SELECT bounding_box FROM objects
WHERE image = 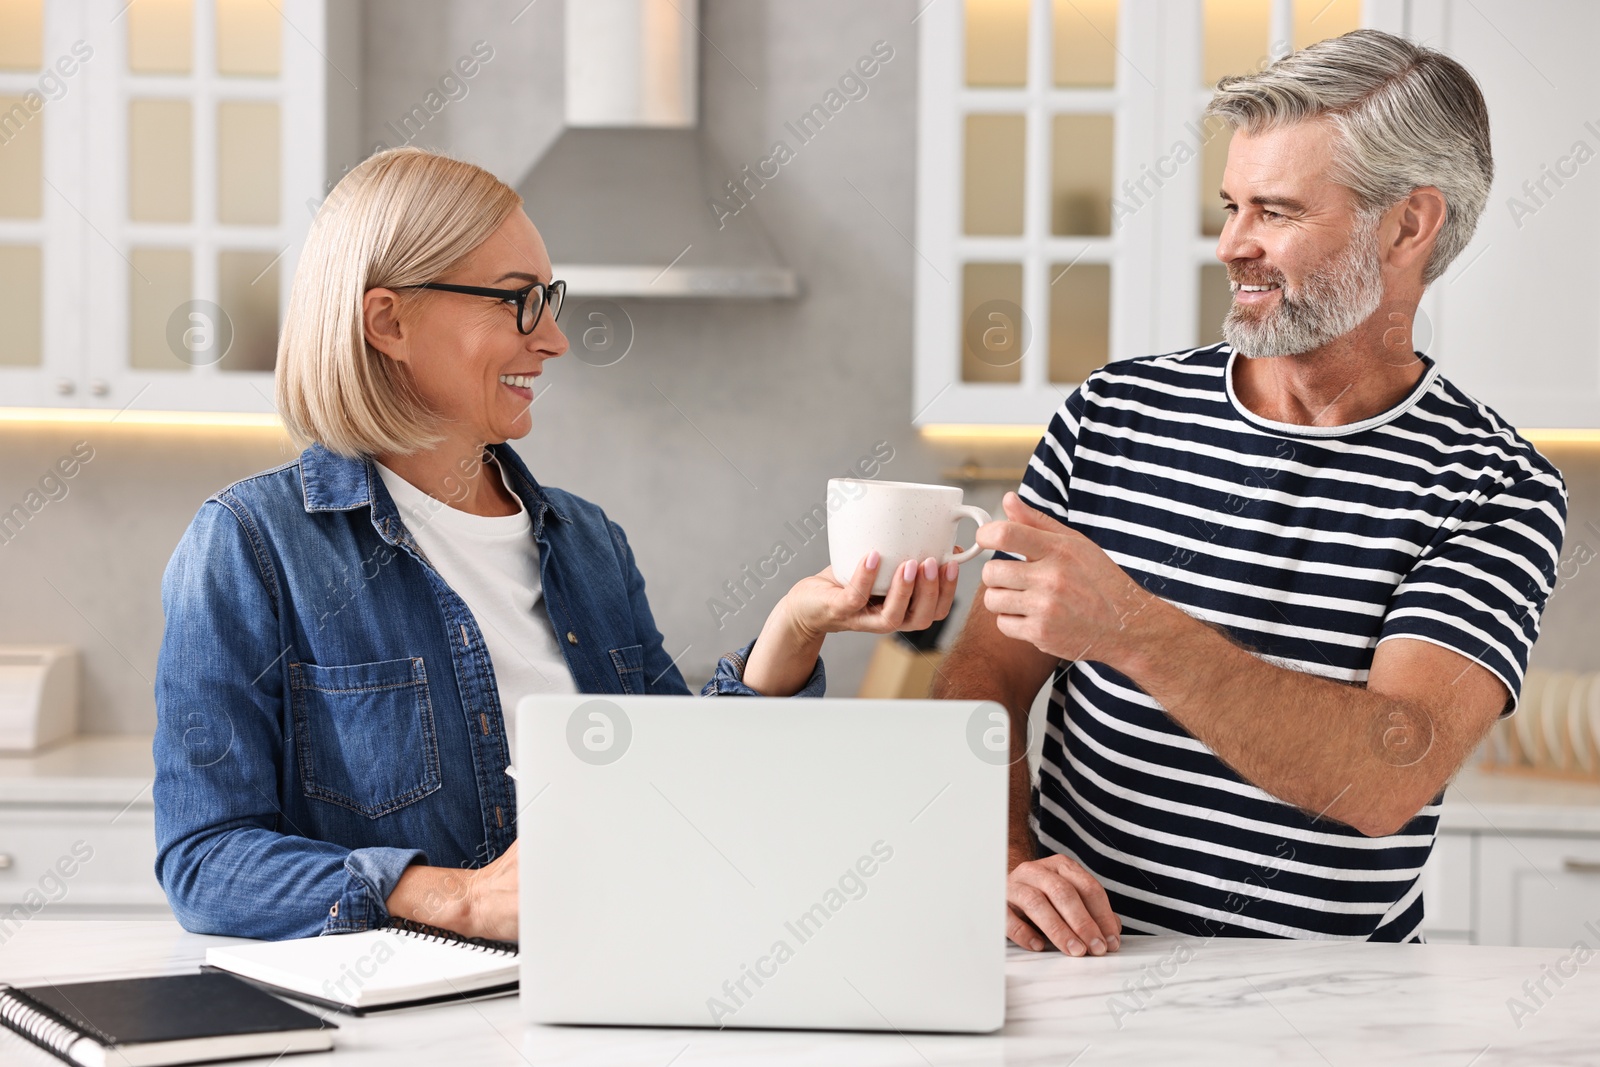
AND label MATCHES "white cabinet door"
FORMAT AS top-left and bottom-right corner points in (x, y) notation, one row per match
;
(1413, 0), (1600, 429)
(0, 2), (89, 408)
(0, 804), (170, 919)
(1, 0), (350, 416)
(1421, 830), (1476, 941)
(1478, 833), (1600, 947)
(77, 0), (329, 416)
(913, 0), (1399, 428)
